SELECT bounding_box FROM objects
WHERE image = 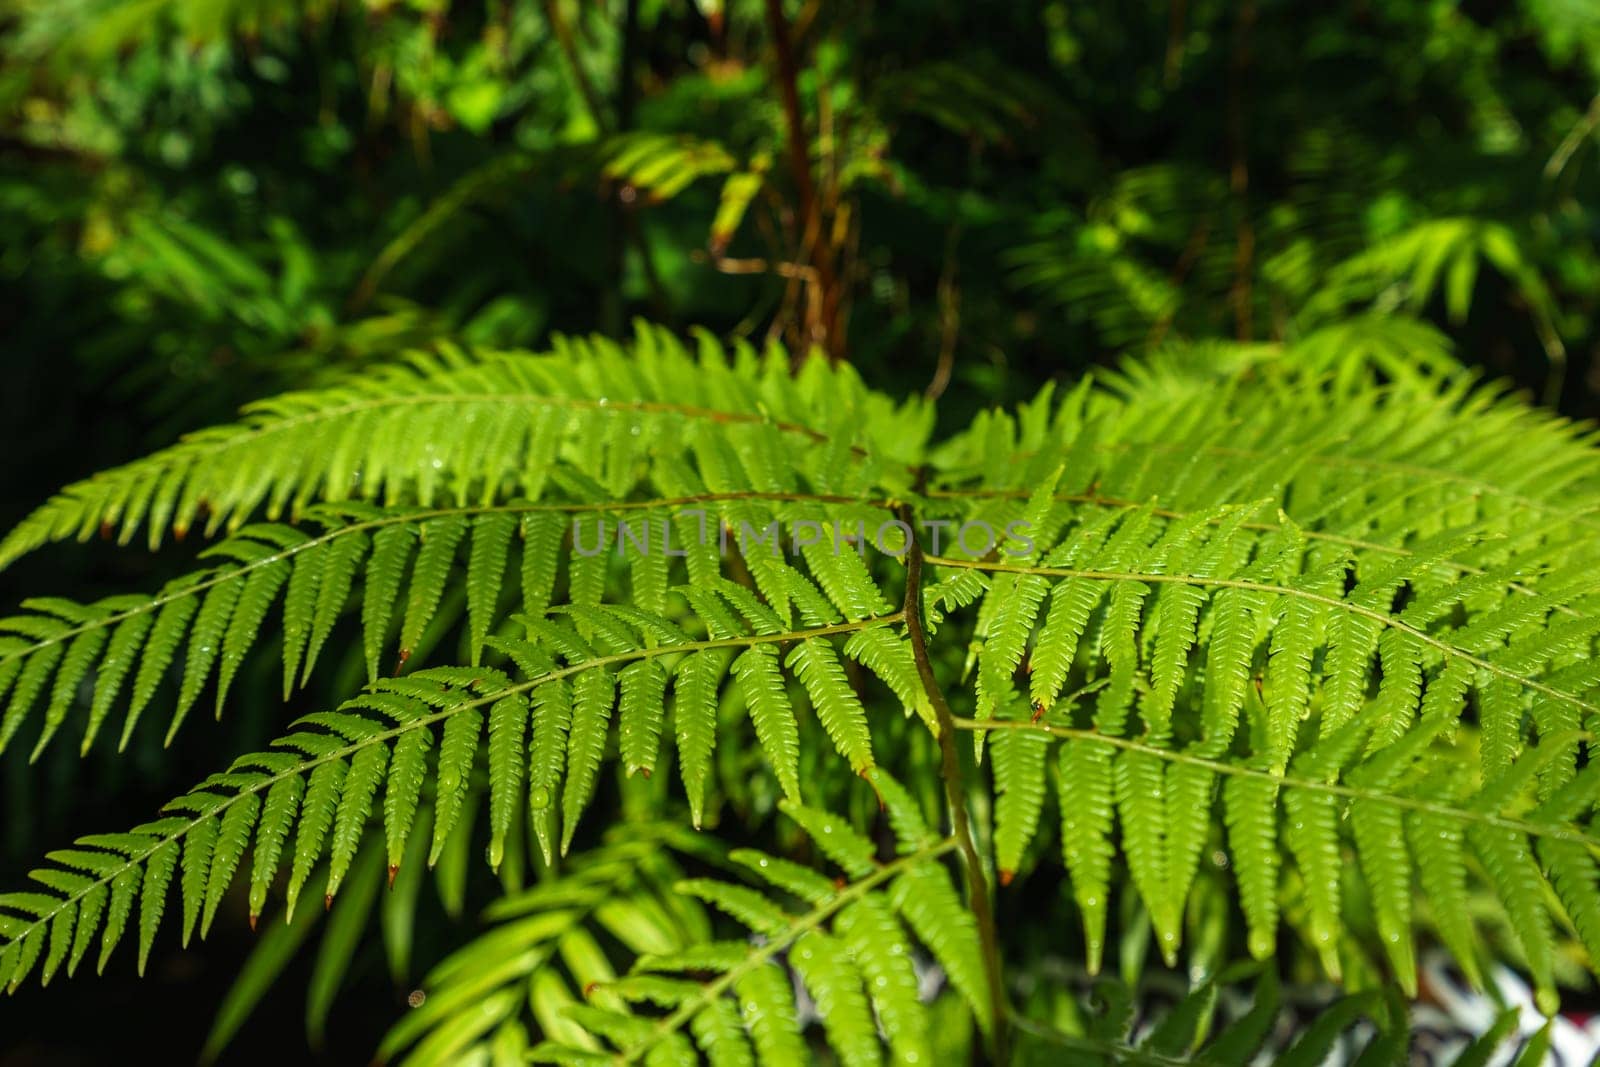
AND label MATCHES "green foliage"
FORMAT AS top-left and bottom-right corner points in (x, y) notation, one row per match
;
(7, 0), (1600, 1060)
(0, 327), (1598, 1061)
